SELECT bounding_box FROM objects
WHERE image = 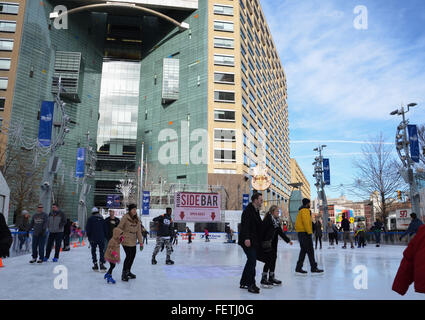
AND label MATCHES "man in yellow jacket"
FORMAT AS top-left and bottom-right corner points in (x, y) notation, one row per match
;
(295, 198), (324, 275)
